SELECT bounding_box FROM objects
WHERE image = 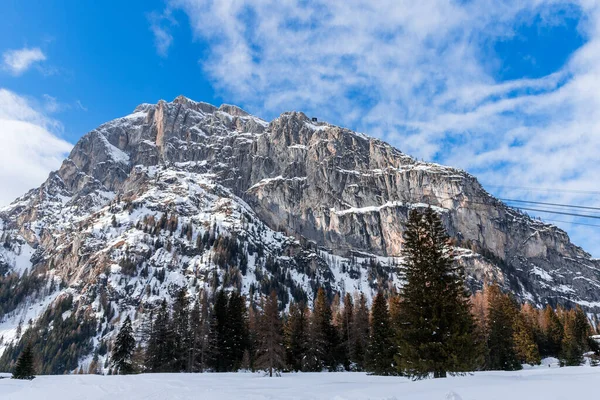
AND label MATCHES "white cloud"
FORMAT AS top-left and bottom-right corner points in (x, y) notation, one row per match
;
(149, 11), (175, 57)
(164, 0), (600, 256)
(0, 89), (72, 206)
(2, 47), (46, 75)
